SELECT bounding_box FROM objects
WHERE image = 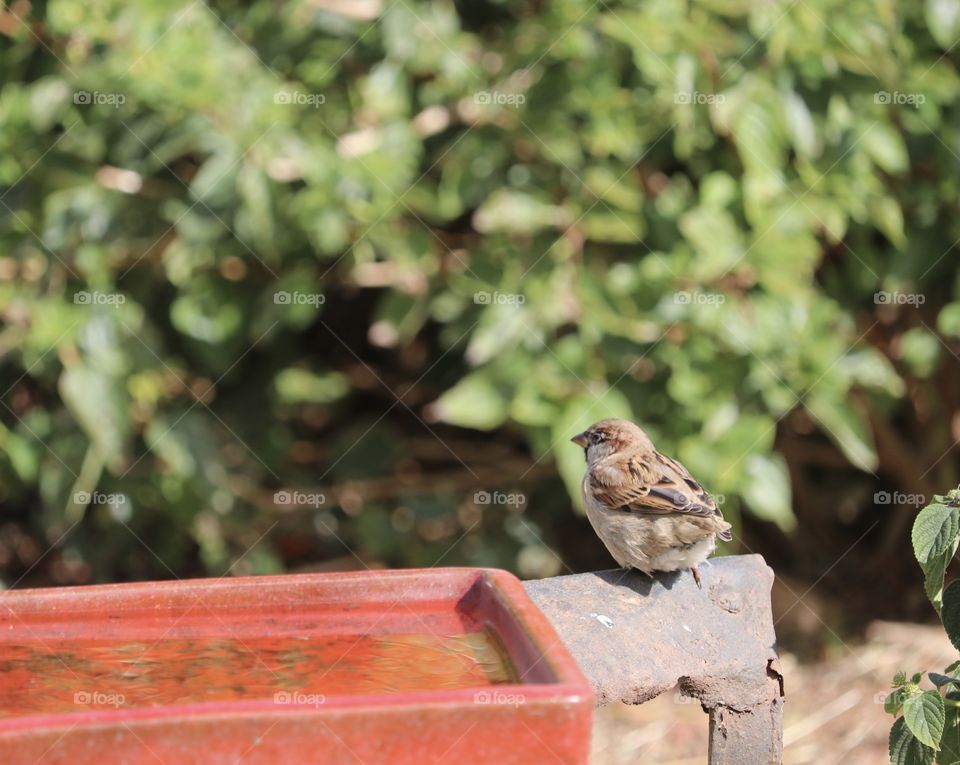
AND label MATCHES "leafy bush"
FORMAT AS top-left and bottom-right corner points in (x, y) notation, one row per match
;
(886, 489), (960, 763)
(1, 0), (959, 583)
